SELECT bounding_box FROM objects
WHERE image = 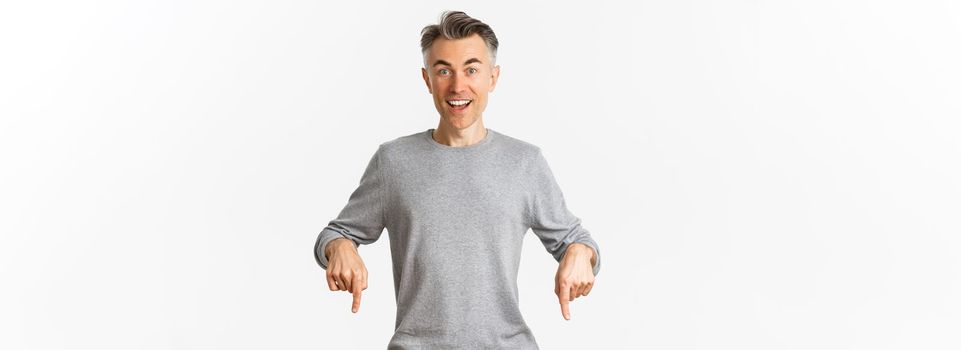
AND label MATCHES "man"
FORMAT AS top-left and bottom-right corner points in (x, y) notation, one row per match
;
(313, 11), (602, 349)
